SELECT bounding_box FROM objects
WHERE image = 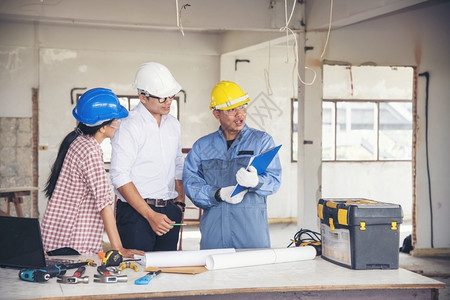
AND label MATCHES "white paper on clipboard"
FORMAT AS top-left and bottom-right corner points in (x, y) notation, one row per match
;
(230, 144), (281, 197)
